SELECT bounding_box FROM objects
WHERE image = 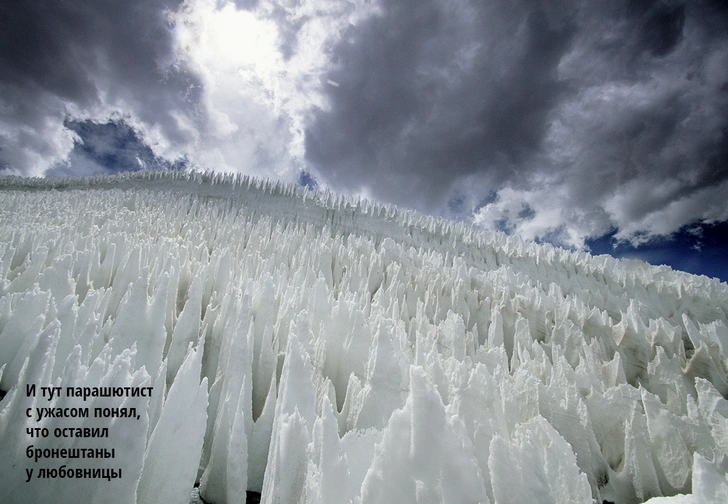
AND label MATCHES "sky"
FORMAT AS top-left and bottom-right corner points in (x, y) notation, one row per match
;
(1, 0), (727, 281)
